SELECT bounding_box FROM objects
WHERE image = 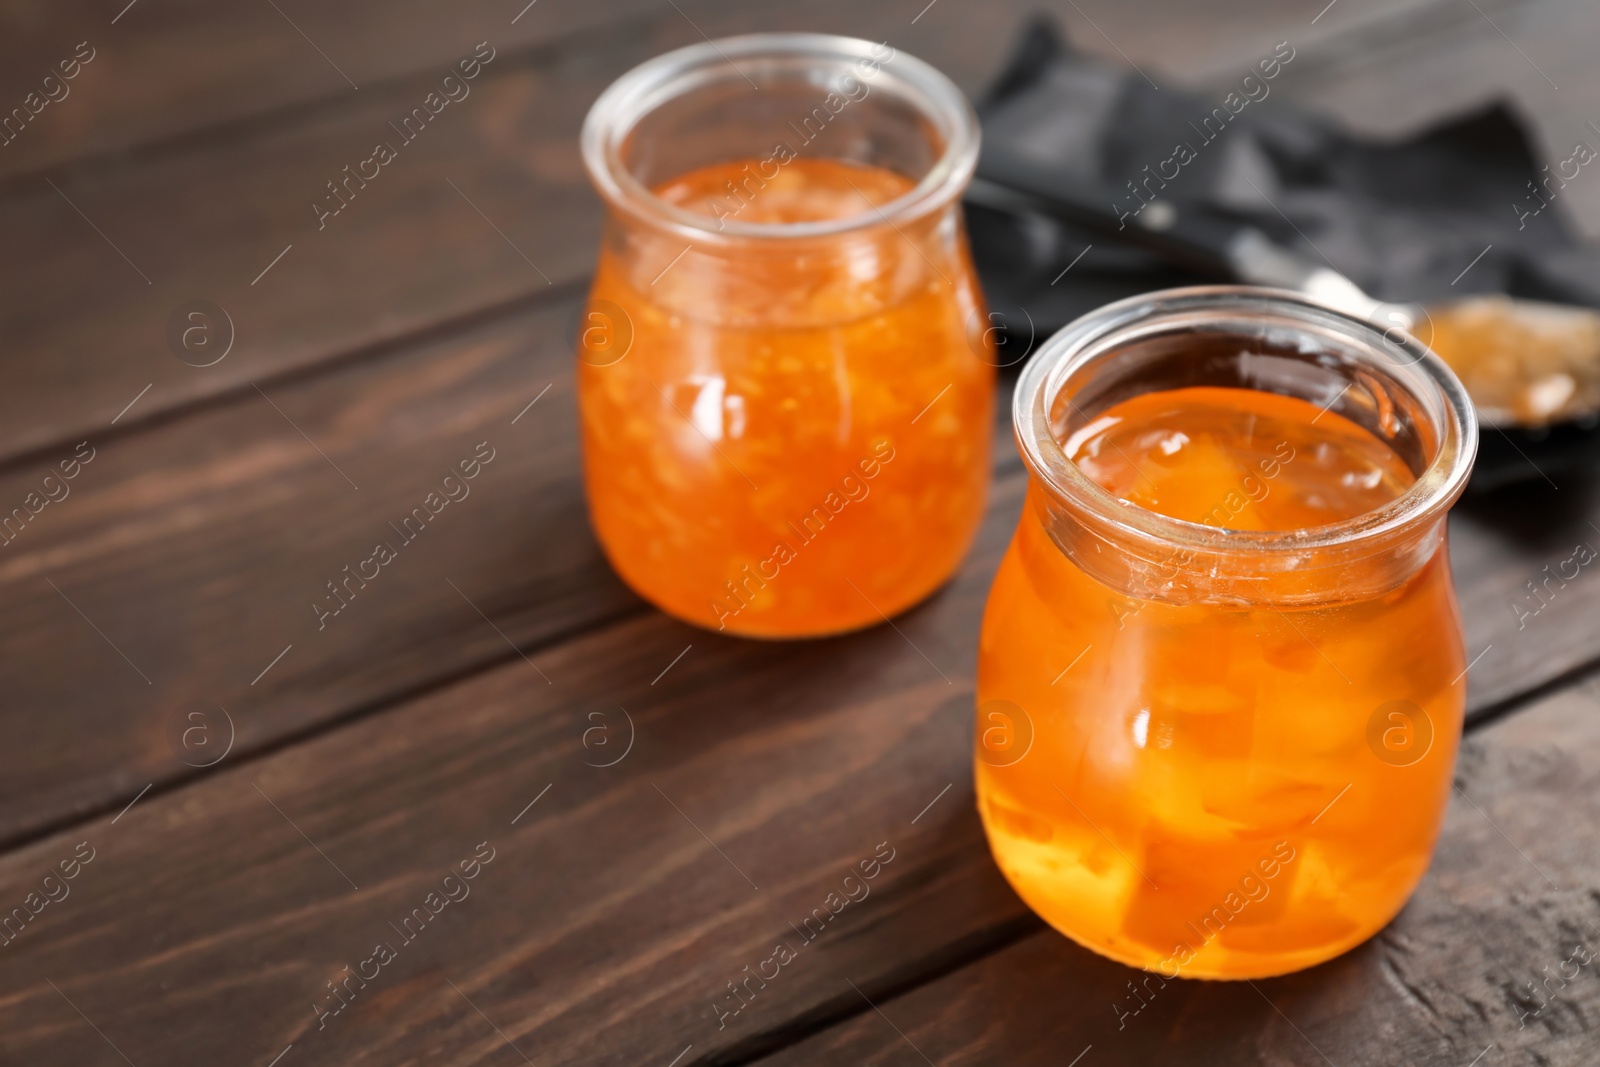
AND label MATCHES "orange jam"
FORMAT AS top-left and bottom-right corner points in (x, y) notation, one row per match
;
(579, 157), (994, 636)
(976, 386), (1466, 978)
